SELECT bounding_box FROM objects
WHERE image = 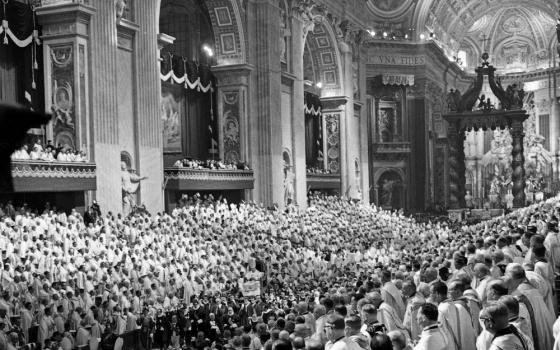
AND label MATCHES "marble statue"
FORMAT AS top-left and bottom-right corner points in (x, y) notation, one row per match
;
(115, 0), (126, 21)
(121, 161), (147, 214)
(465, 190), (473, 209)
(283, 165), (295, 206)
(381, 179), (395, 207)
